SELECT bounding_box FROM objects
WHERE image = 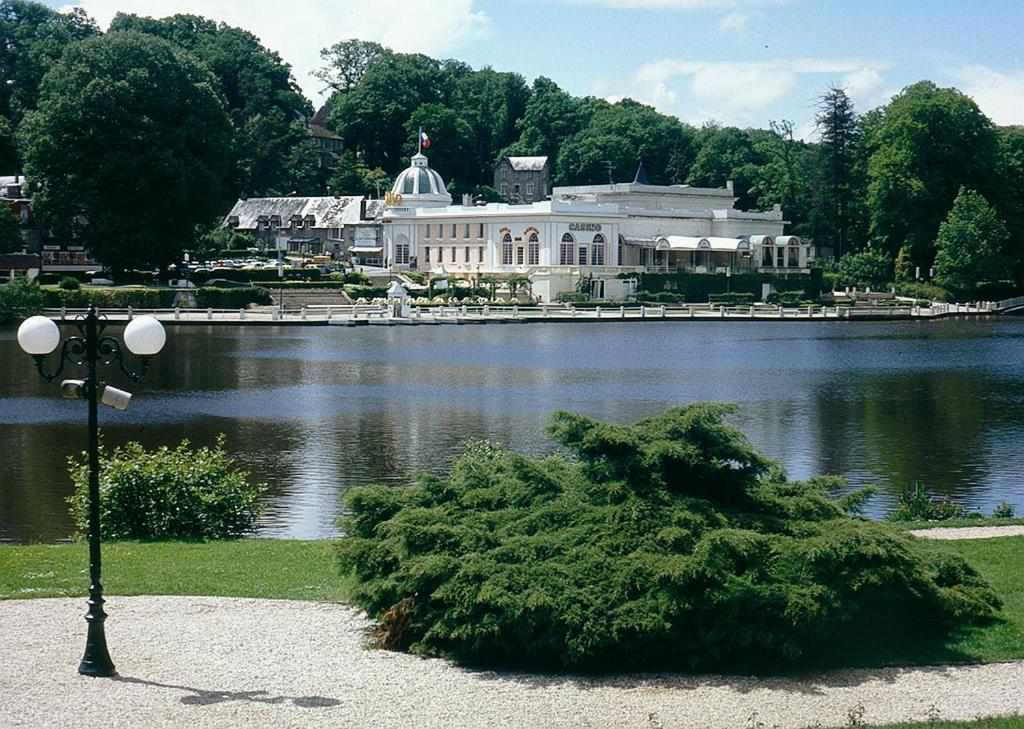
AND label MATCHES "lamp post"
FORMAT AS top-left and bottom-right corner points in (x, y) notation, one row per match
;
(17, 307), (166, 677)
